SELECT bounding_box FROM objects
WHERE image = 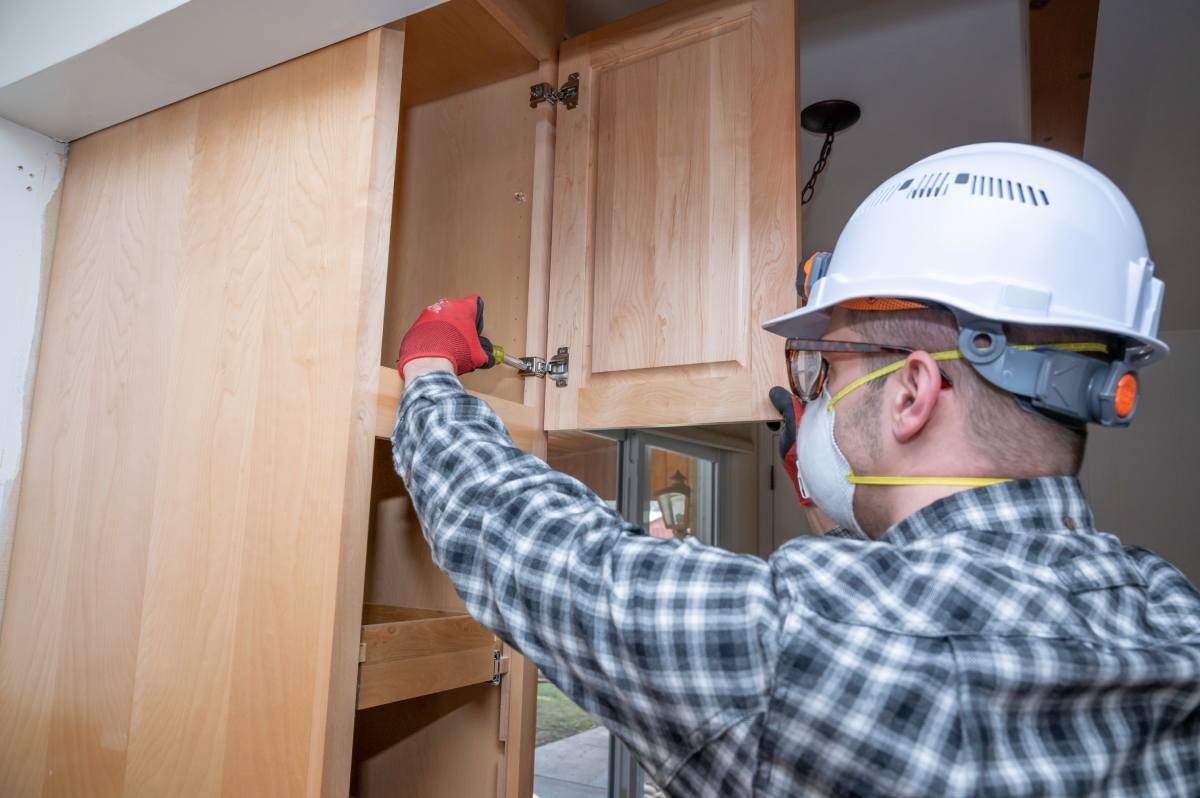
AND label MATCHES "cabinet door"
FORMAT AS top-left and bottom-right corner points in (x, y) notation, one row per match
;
(544, 0), (797, 430)
(0, 29), (403, 798)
